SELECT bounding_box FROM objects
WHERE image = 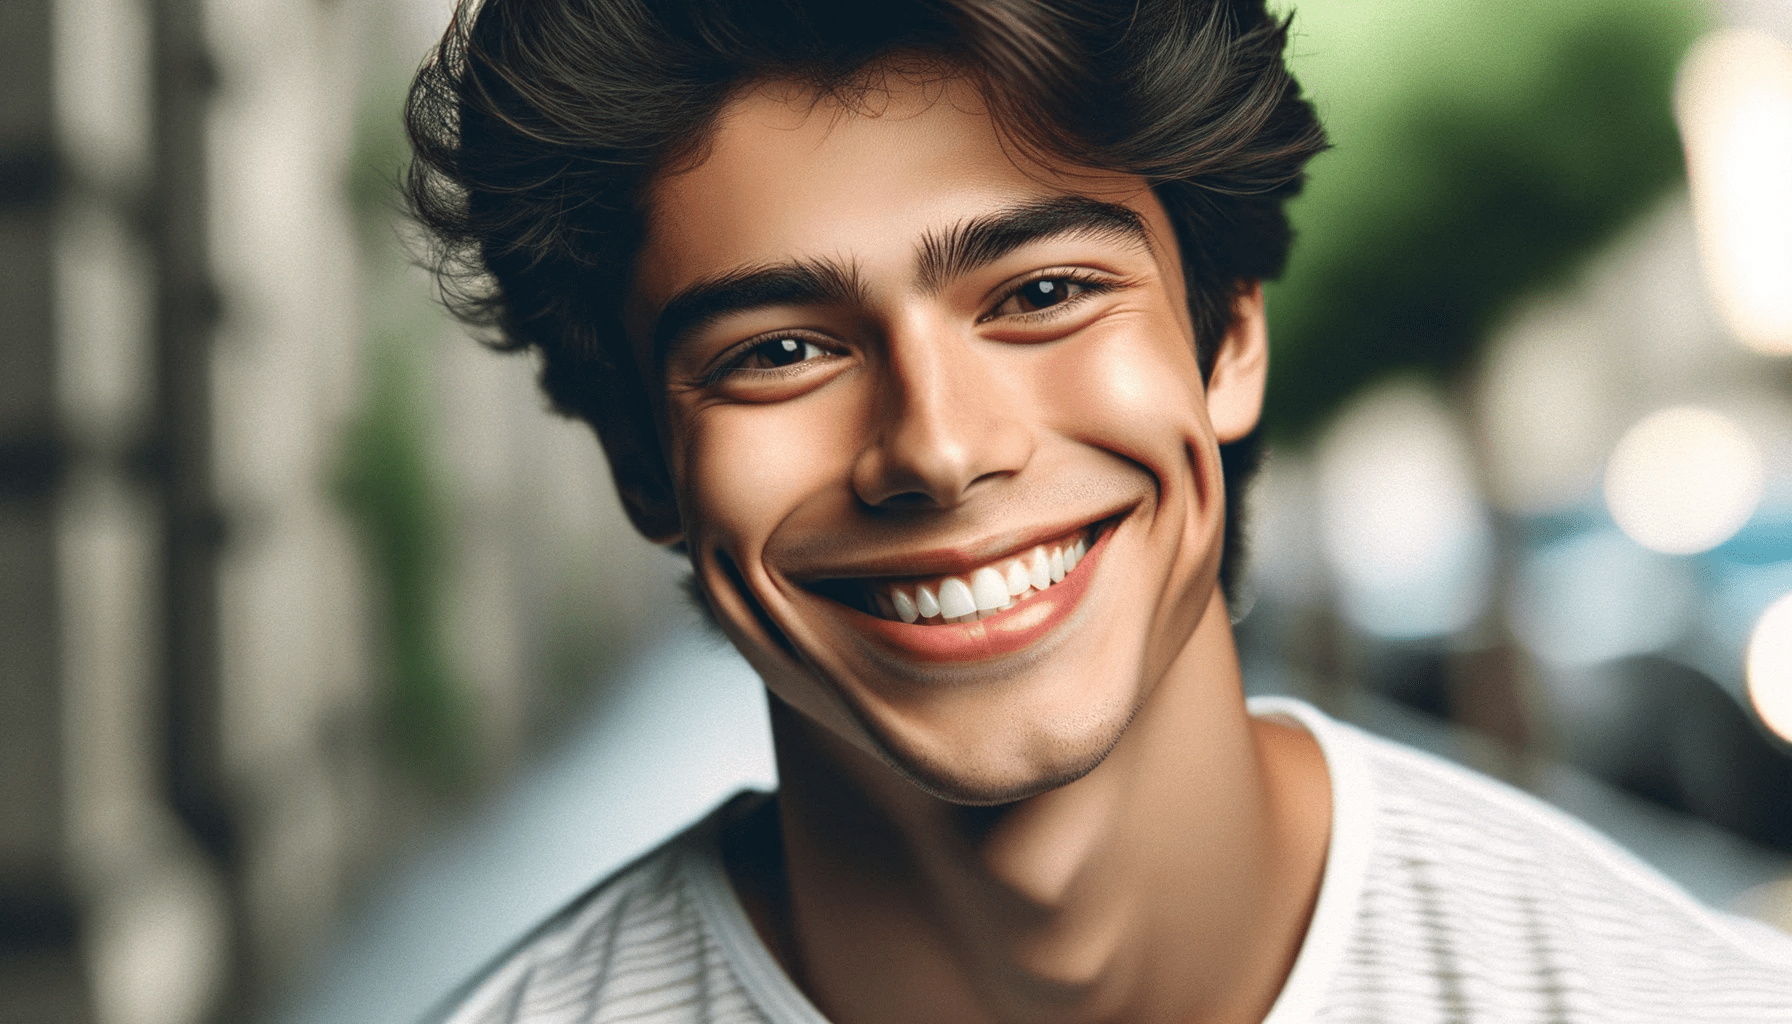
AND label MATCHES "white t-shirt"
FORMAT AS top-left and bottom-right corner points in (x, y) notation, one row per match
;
(431, 698), (1792, 1023)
